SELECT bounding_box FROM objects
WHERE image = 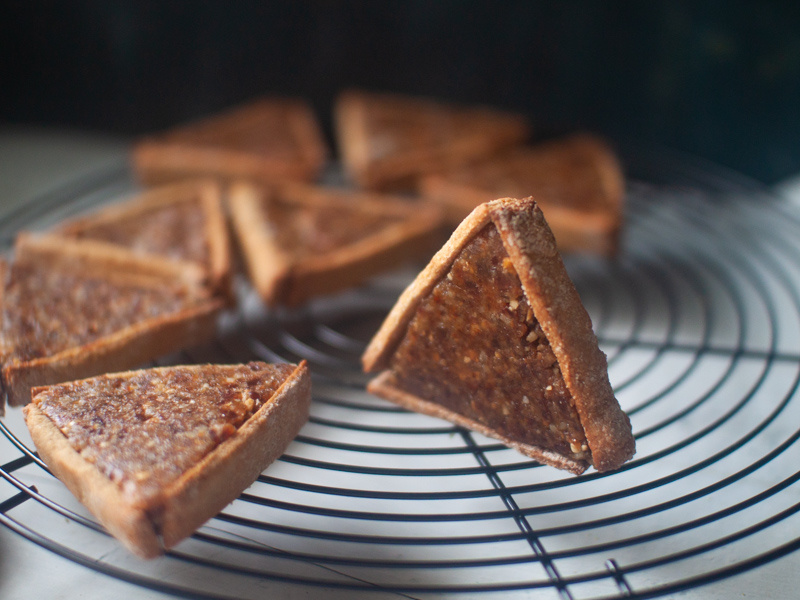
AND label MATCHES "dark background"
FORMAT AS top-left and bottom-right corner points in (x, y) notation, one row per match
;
(2, 1), (799, 184)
